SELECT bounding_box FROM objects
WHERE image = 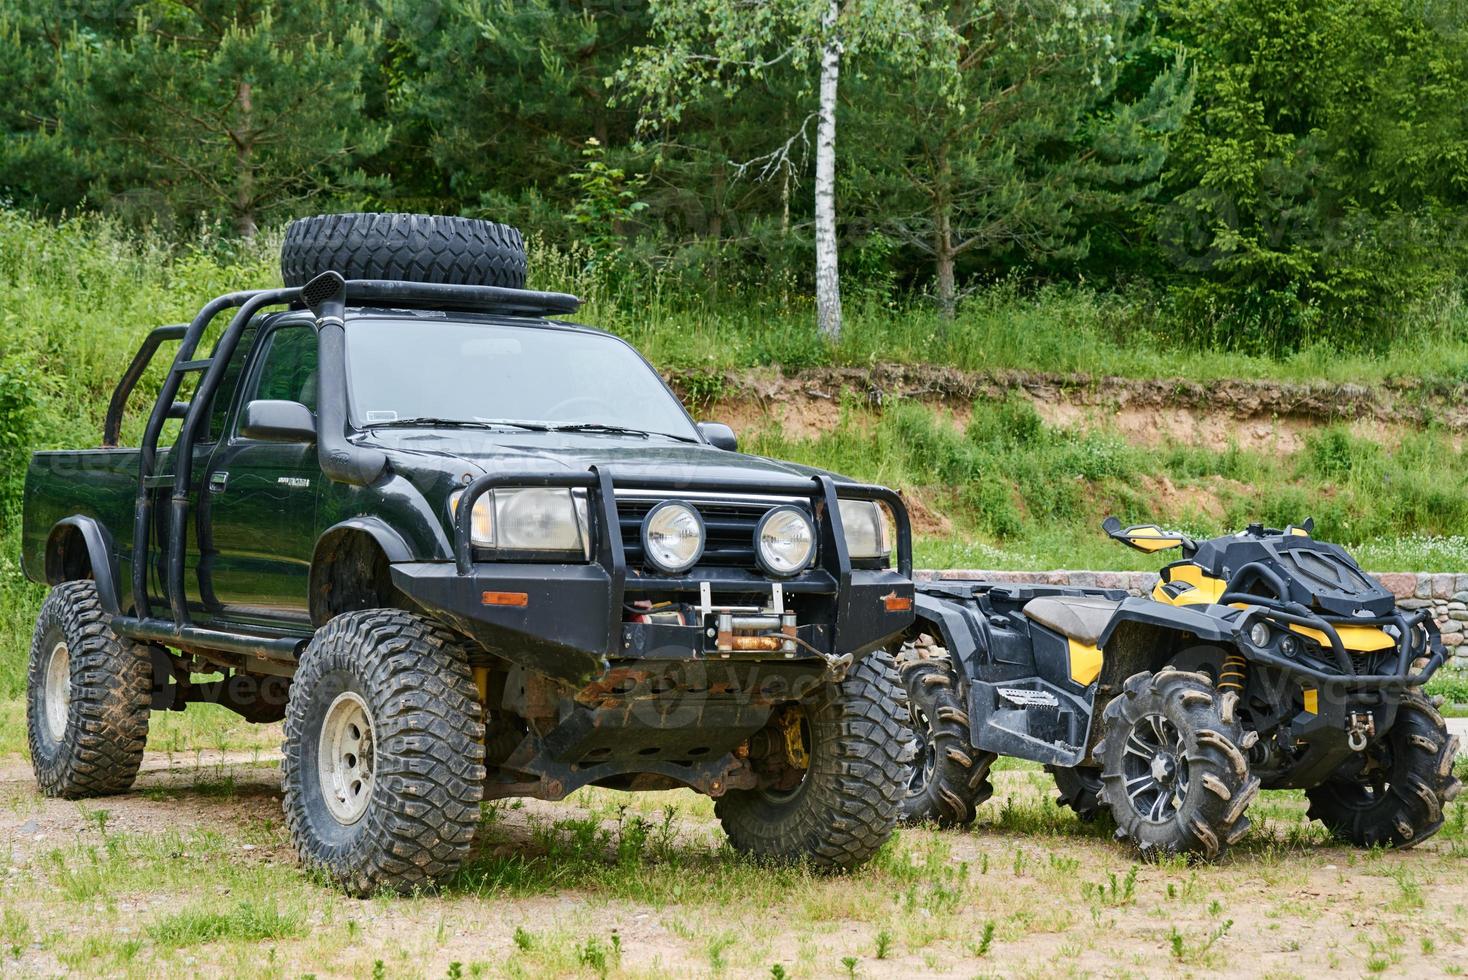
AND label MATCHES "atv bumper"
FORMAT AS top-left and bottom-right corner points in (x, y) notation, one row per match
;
(1234, 602), (1446, 694)
(390, 469), (915, 684)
